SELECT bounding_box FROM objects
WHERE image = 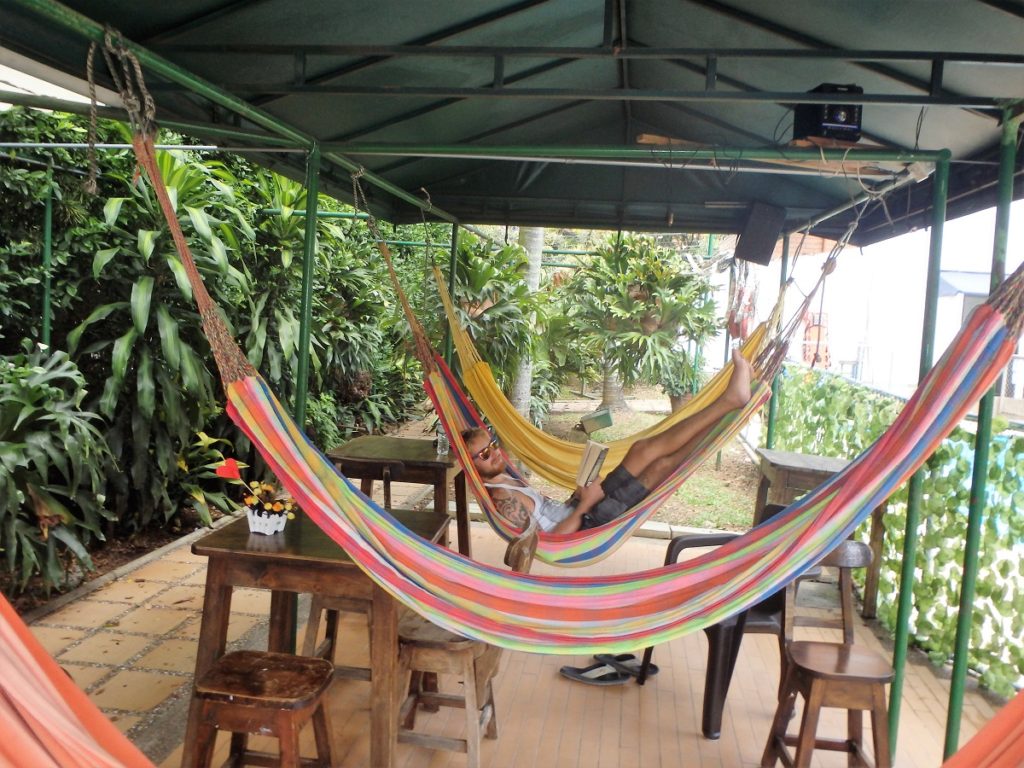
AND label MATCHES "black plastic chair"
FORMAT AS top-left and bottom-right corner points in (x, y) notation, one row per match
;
(636, 504), (790, 740)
